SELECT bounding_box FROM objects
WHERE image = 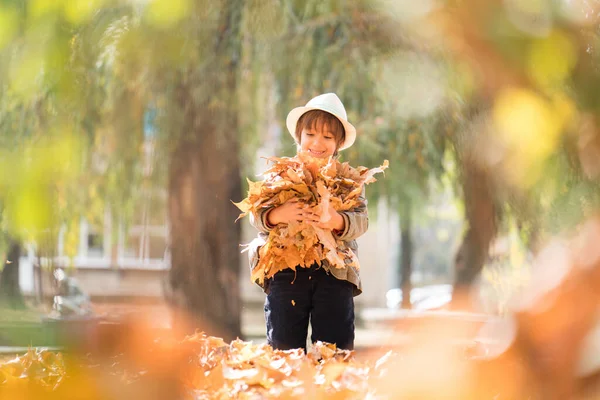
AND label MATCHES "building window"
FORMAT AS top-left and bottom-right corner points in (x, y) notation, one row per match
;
(87, 229), (104, 258)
